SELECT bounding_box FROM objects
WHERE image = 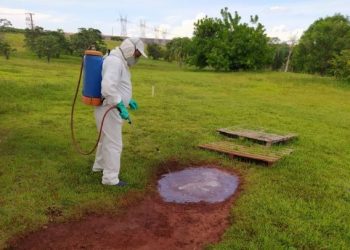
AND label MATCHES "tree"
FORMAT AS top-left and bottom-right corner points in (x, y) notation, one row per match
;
(70, 28), (106, 55)
(0, 40), (16, 59)
(0, 18), (13, 36)
(147, 43), (163, 60)
(189, 16), (224, 69)
(165, 37), (192, 66)
(24, 26), (44, 51)
(189, 8), (272, 71)
(292, 14), (350, 75)
(0, 18), (12, 30)
(47, 29), (71, 56)
(34, 35), (60, 62)
(24, 27), (70, 58)
(330, 49), (350, 81)
(0, 21), (16, 60)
